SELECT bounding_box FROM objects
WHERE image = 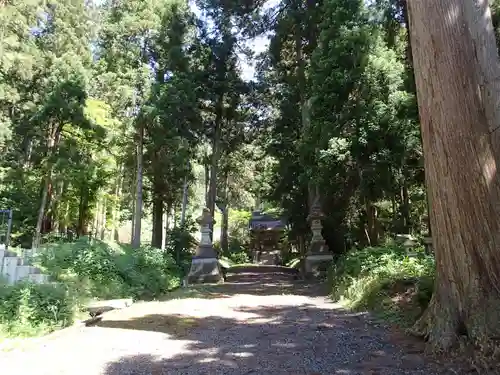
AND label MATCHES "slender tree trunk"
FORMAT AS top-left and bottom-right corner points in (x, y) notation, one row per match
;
(391, 192), (397, 229)
(208, 95), (223, 222)
(52, 180), (64, 234)
(23, 137), (33, 170)
(164, 202), (172, 243)
(220, 173), (229, 254)
(93, 199), (100, 239)
(204, 155), (210, 206)
(408, 0), (500, 350)
(100, 196), (107, 240)
(400, 178), (410, 233)
(33, 126), (60, 248)
(365, 200), (378, 246)
(151, 192), (163, 248)
(132, 123), (144, 248)
(33, 176), (50, 249)
(130, 182), (136, 244)
(60, 183), (69, 235)
(45, 180), (57, 233)
(363, 225), (372, 247)
(111, 164), (123, 241)
(294, 5), (318, 222)
(77, 185), (89, 236)
(221, 205), (229, 253)
(161, 209), (167, 250)
(180, 173), (188, 227)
